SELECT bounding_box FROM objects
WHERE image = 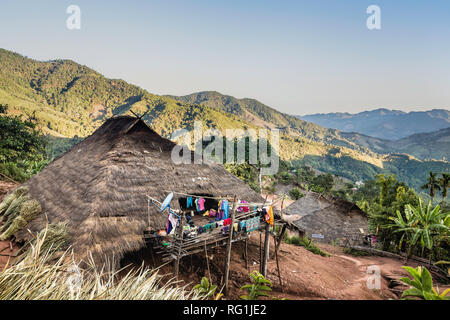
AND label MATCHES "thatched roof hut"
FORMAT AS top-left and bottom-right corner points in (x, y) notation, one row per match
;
(282, 191), (368, 244)
(11, 116), (263, 265)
